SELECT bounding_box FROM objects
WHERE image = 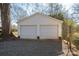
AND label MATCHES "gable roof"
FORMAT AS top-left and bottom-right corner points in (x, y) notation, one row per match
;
(17, 12), (63, 23)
